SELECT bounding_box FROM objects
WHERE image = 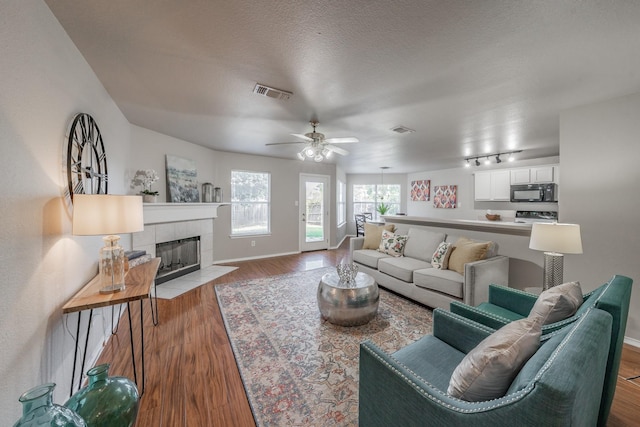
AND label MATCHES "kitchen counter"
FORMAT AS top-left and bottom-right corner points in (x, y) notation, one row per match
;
(381, 215), (532, 236)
